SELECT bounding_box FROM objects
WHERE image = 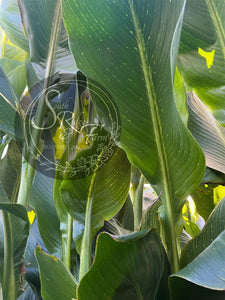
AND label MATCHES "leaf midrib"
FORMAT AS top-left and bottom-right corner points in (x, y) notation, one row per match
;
(206, 0), (225, 58)
(129, 1), (173, 215)
(129, 0), (179, 272)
